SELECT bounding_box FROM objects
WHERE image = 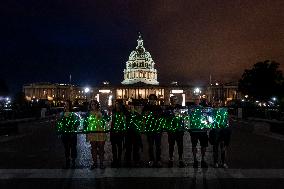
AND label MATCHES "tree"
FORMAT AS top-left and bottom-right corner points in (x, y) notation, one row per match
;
(13, 92), (27, 106)
(239, 60), (283, 101)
